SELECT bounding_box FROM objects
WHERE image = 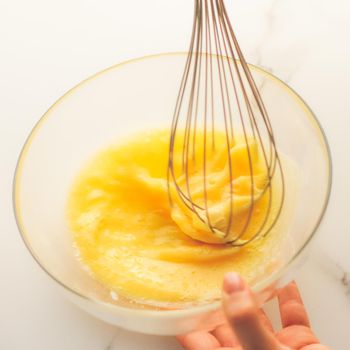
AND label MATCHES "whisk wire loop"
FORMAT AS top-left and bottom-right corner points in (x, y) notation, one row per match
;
(168, 0), (285, 245)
